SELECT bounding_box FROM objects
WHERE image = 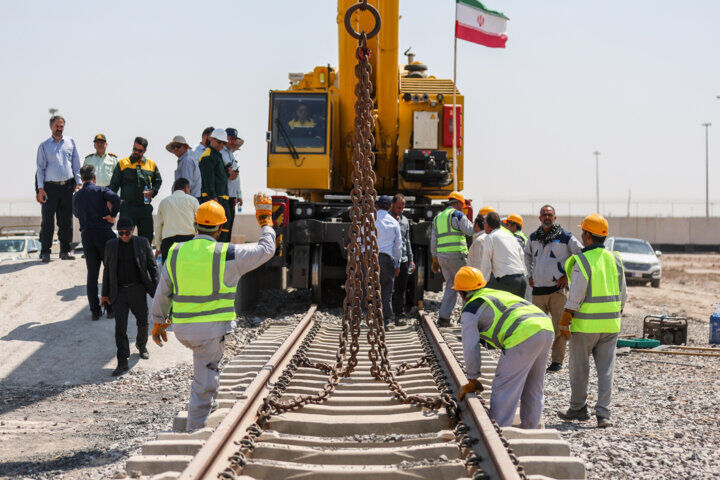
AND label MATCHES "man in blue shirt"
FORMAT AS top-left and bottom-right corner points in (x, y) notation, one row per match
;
(73, 165), (121, 320)
(375, 195), (402, 326)
(36, 115), (81, 262)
